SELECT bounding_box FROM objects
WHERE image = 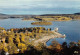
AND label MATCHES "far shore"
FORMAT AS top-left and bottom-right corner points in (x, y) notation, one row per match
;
(22, 19), (72, 21)
(22, 16), (72, 22)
